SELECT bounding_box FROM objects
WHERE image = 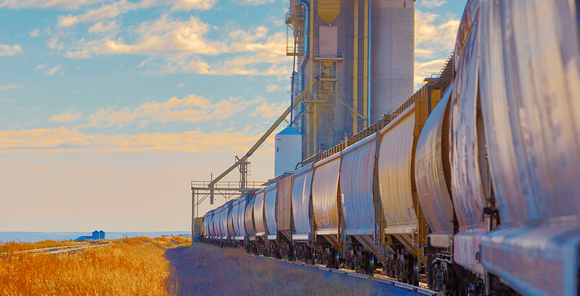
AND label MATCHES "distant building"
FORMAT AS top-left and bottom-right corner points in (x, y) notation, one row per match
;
(75, 236), (93, 241)
(75, 230), (105, 241)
